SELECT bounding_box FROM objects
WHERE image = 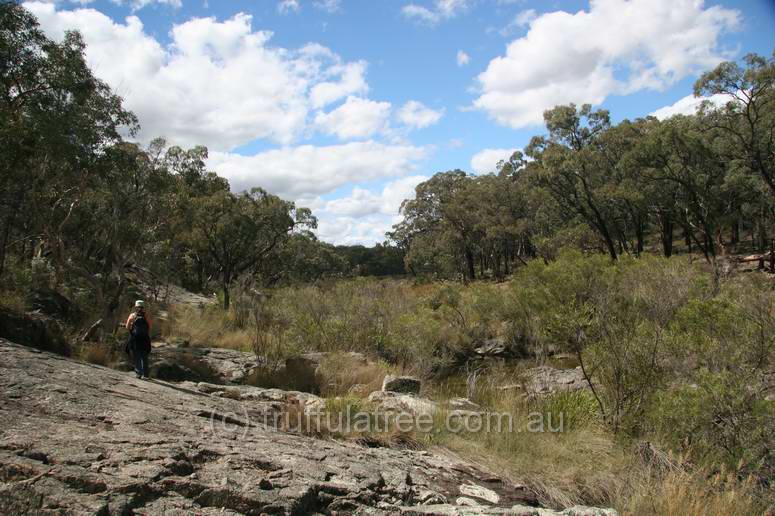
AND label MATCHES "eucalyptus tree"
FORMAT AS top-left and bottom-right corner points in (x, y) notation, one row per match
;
(527, 104), (621, 260)
(191, 188), (315, 309)
(0, 2), (136, 278)
(695, 52), (775, 196)
(393, 170), (482, 280)
(628, 115), (730, 260)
